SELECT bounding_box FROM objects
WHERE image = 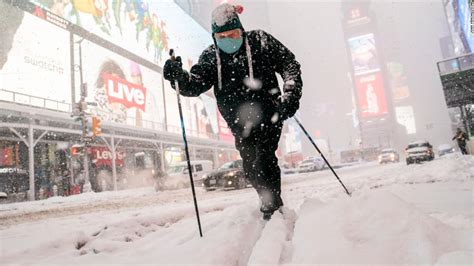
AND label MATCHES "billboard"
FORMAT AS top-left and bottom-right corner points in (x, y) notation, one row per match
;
(196, 94), (219, 139)
(395, 106), (416, 134)
(80, 38), (165, 129)
(30, 0), (212, 66)
(0, 5), (71, 109)
(218, 112), (234, 142)
(387, 62), (410, 102)
(354, 72), (388, 118)
(348, 33), (380, 76)
(457, 0), (474, 52)
(440, 67), (474, 107)
(90, 146), (126, 167)
(81, 45), (221, 136)
(284, 119), (302, 154)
